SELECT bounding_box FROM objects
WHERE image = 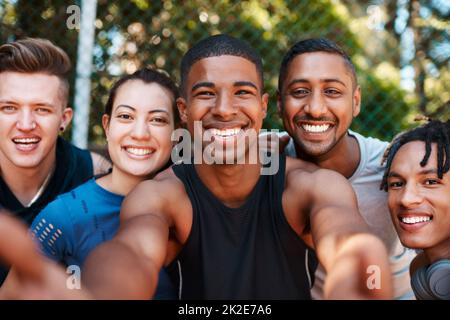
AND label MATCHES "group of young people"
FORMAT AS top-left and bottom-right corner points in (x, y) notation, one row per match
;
(0, 34), (448, 300)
